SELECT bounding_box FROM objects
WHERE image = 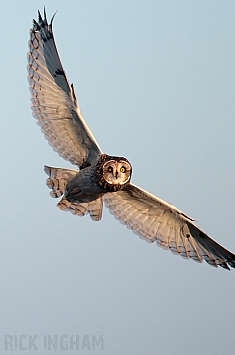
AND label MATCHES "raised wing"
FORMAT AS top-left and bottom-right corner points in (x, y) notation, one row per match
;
(27, 9), (102, 167)
(104, 184), (235, 269)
